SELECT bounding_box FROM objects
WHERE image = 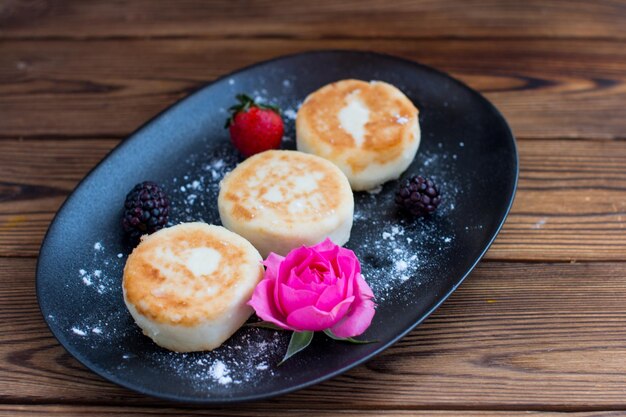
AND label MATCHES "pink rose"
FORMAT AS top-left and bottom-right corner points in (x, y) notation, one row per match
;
(248, 238), (375, 338)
